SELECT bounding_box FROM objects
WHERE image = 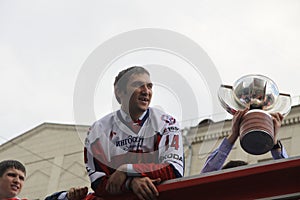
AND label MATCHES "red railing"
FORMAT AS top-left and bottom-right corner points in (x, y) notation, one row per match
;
(106, 156), (300, 200)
